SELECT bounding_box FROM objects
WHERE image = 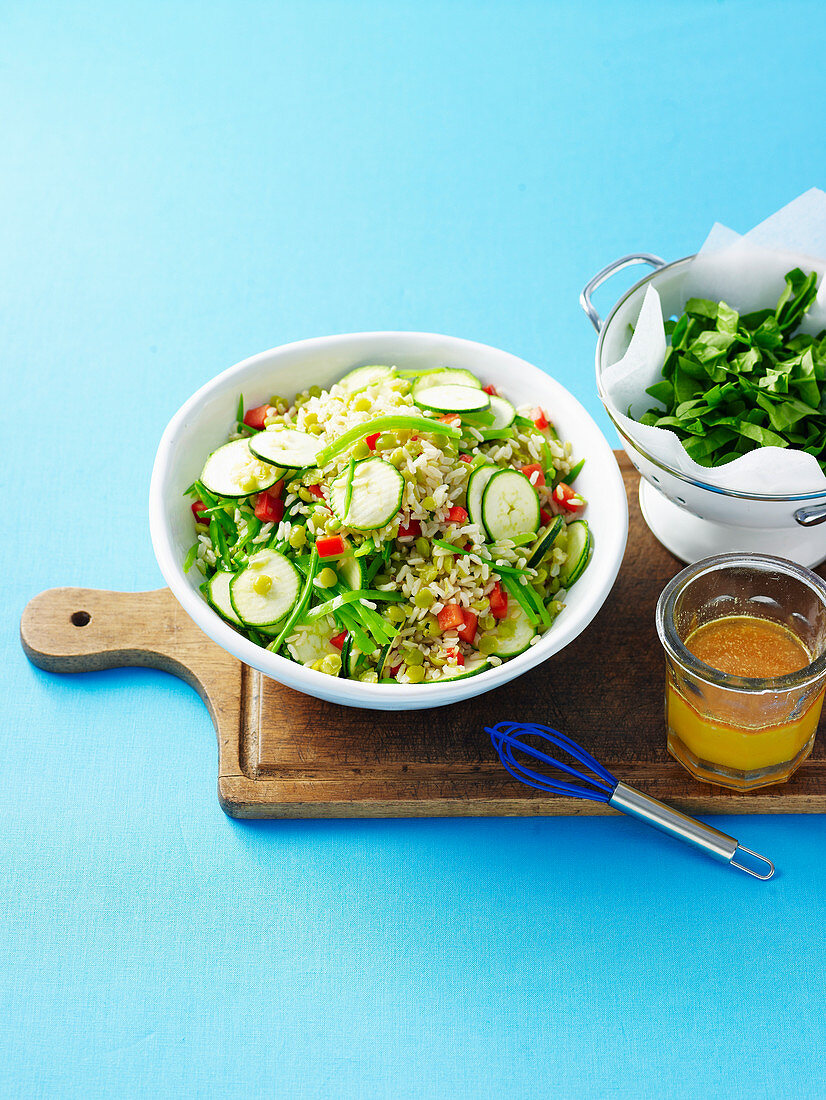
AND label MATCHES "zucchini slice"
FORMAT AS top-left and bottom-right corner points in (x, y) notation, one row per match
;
(481, 469), (540, 542)
(329, 457), (404, 531)
(286, 615), (339, 665)
(526, 515), (565, 569)
(558, 520), (592, 589)
(487, 394), (516, 429)
(433, 656), (492, 681)
(411, 368), (481, 398)
(337, 365), (392, 392)
(413, 384), (490, 414)
(207, 570), (242, 626)
(229, 549), (301, 627)
(200, 438), (283, 497)
(479, 601), (535, 657)
(338, 555), (363, 590)
(466, 464), (496, 531)
(249, 427), (320, 469)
